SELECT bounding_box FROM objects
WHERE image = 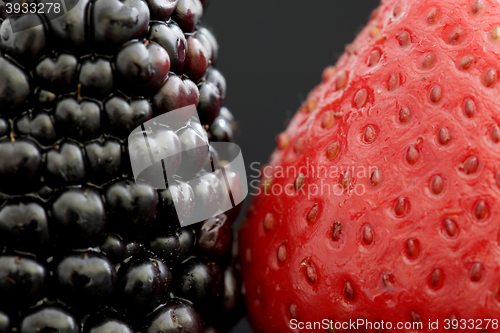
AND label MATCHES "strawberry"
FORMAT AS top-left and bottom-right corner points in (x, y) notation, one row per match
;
(239, 0), (500, 331)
